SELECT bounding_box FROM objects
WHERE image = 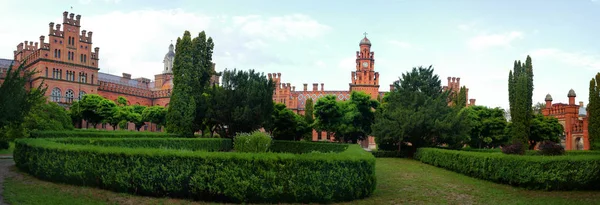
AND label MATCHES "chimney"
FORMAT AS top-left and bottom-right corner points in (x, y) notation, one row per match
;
(321, 83), (324, 91)
(303, 83), (307, 91)
(292, 86), (295, 92)
(580, 101), (584, 107)
(456, 77), (461, 88)
(63, 11), (68, 23)
(313, 83), (318, 91)
(122, 73), (131, 79)
(49, 22), (55, 35)
(469, 99), (476, 105)
(390, 84), (394, 91)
